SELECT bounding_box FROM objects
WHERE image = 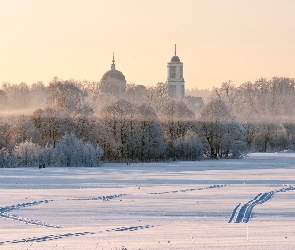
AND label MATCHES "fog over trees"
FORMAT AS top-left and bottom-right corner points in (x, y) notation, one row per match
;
(212, 77), (295, 152)
(0, 76), (295, 167)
